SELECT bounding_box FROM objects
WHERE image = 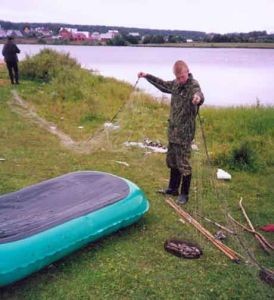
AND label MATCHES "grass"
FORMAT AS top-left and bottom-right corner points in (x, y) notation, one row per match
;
(0, 54), (273, 300)
(202, 107), (274, 171)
